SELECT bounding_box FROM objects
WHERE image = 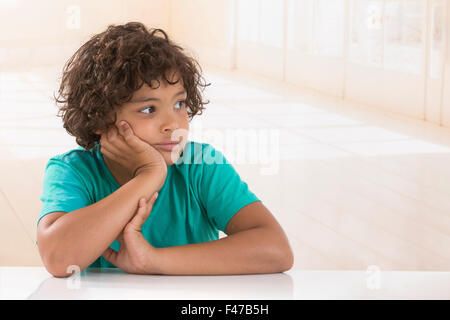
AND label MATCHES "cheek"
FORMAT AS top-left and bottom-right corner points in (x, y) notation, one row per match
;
(135, 130), (157, 145)
(127, 122), (156, 144)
